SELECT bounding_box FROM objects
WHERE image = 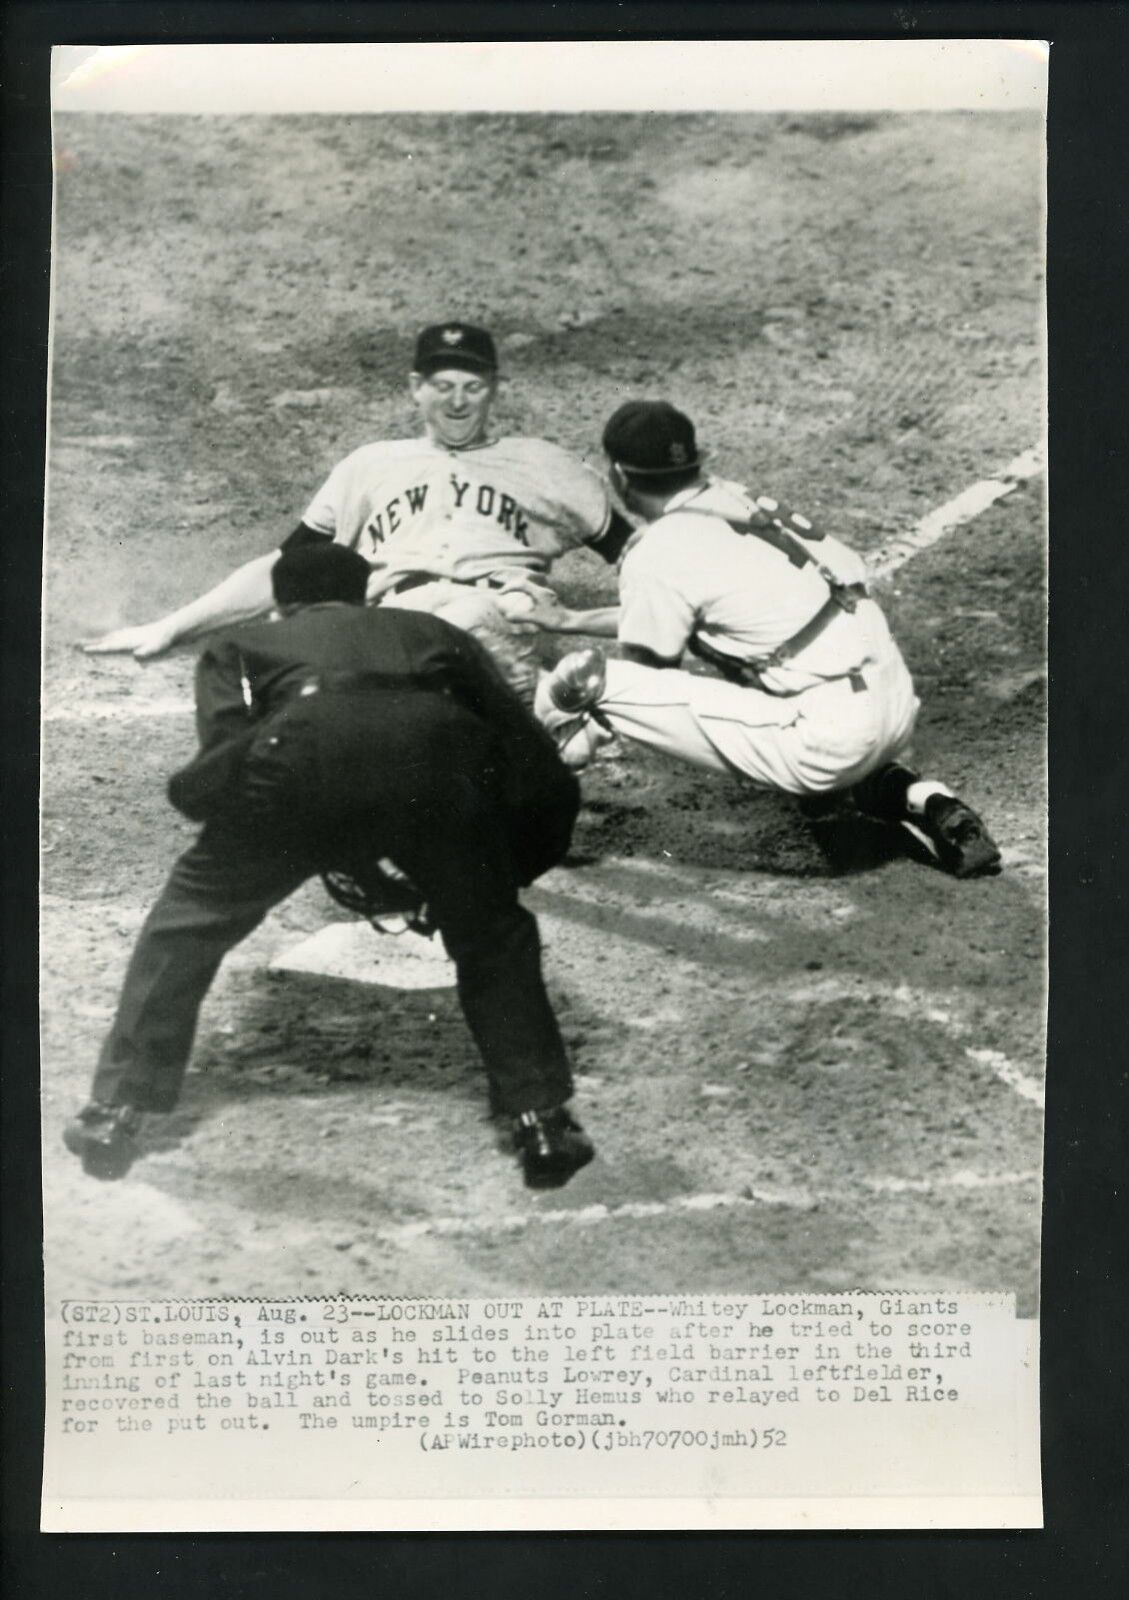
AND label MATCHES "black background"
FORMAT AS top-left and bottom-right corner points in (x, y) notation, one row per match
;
(3, 4), (1127, 1595)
